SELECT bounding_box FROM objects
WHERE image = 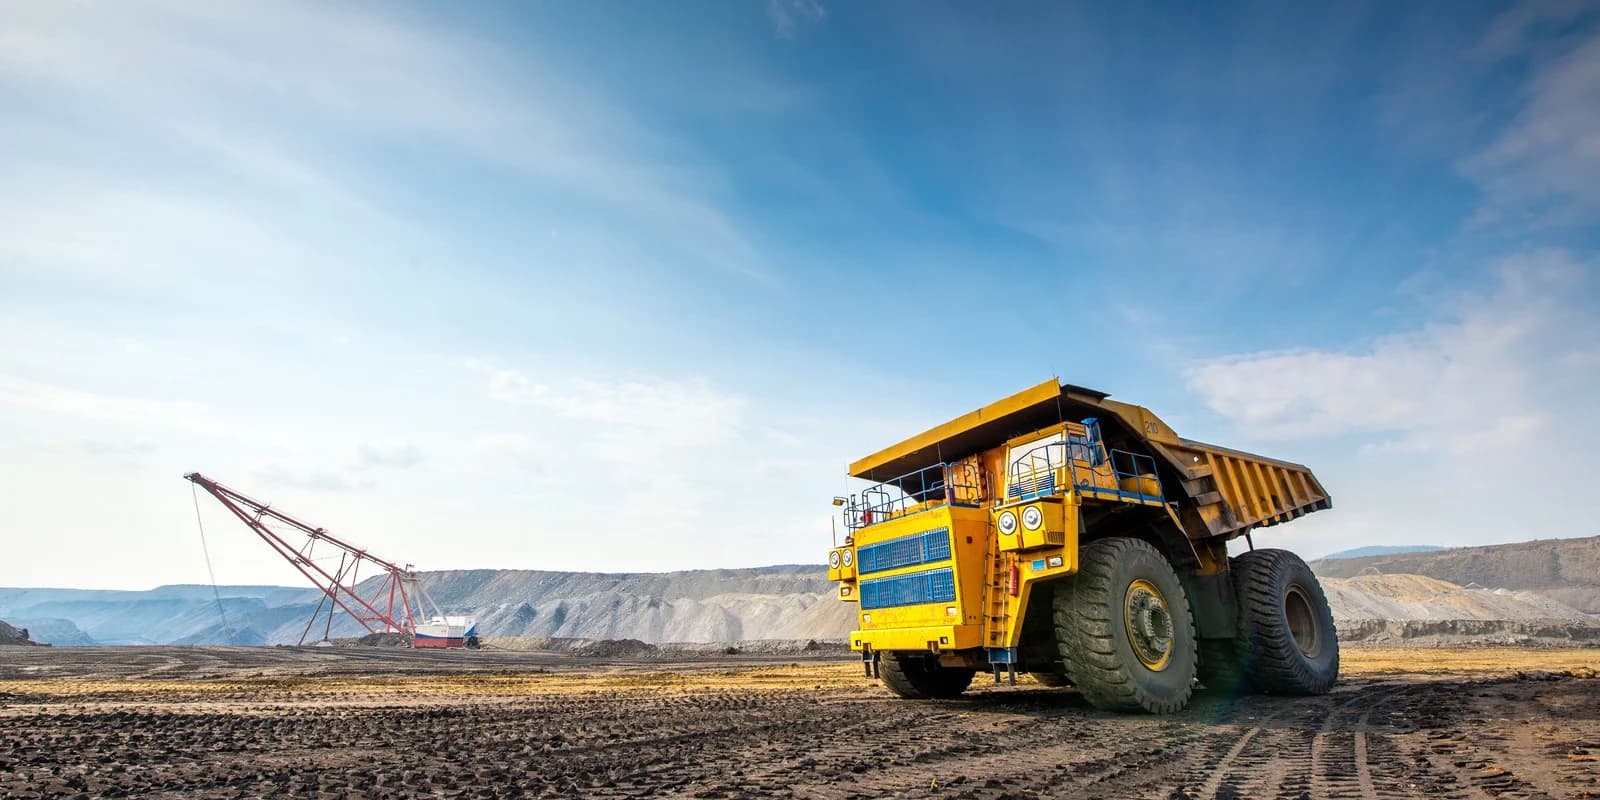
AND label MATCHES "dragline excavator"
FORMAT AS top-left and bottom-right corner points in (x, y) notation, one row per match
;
(185, 473), (478, 648)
